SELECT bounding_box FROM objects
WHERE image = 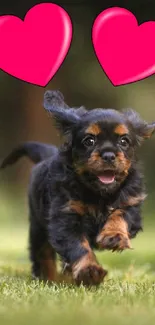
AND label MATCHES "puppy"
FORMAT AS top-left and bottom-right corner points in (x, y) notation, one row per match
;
(1, 90), (154, 286)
